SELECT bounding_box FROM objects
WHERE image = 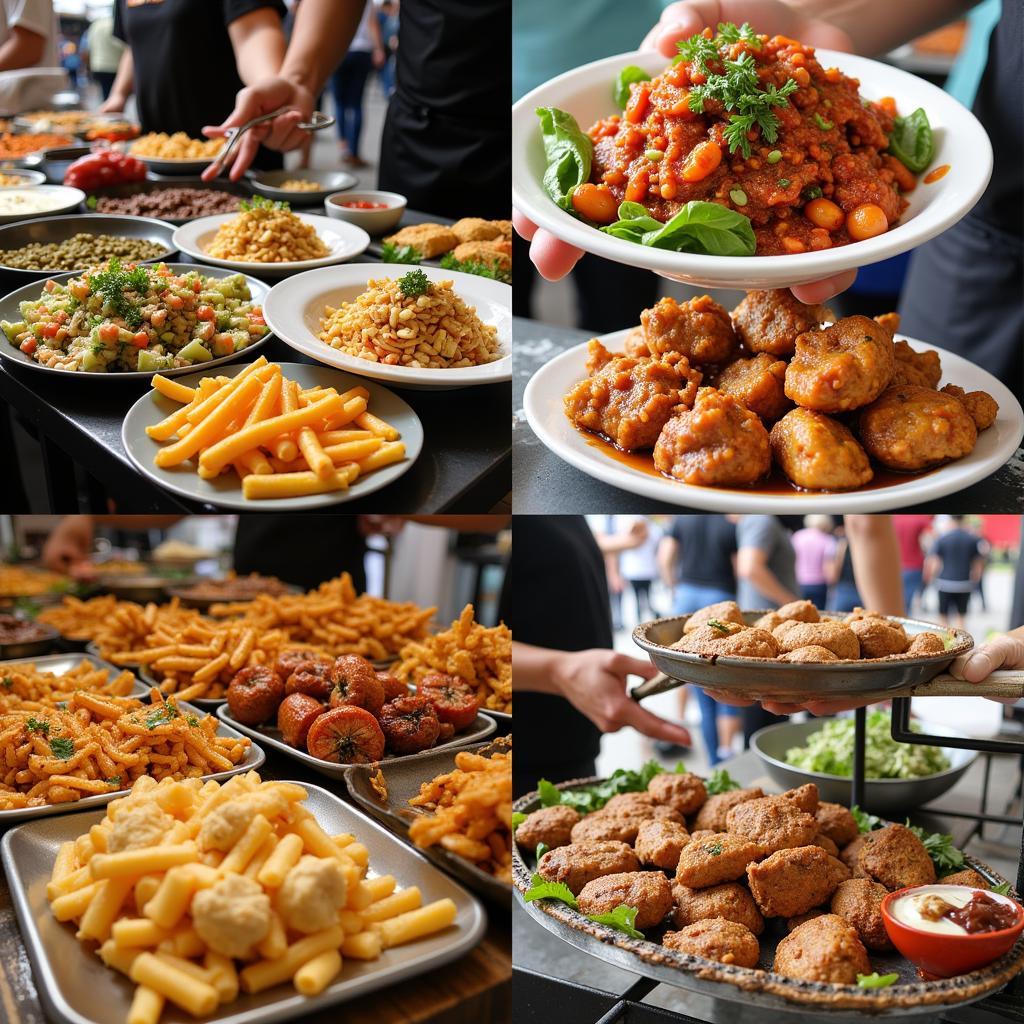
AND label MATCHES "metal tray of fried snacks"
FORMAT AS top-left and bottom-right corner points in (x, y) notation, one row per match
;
(0, 652), (149, 699)
(2, 782), (486, 1024)
(346, 738), (512, 905)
